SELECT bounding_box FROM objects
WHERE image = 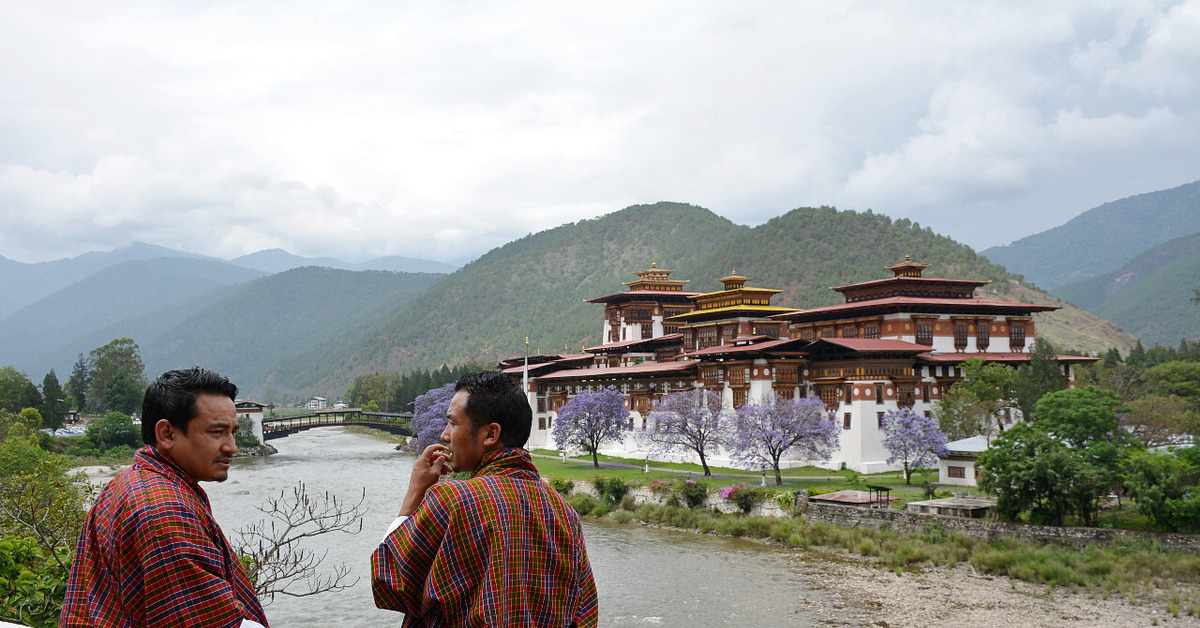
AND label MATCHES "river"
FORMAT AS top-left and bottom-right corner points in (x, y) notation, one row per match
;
(205, 427), (861, 627)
